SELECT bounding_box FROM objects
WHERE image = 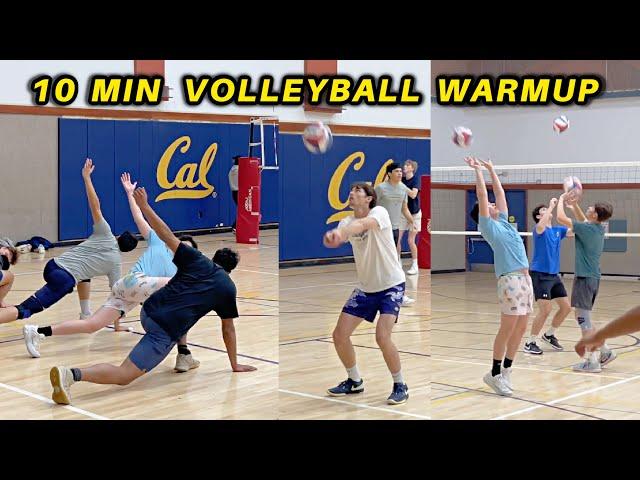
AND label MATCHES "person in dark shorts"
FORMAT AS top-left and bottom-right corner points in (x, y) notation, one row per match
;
(524, 198), (572, 355)
(49, 186), (256, 405)
(556, 192), (615, 373)
(0, 158), (136, 326)
(323, 182), (409, 405)
(397, 159), (422, 275)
